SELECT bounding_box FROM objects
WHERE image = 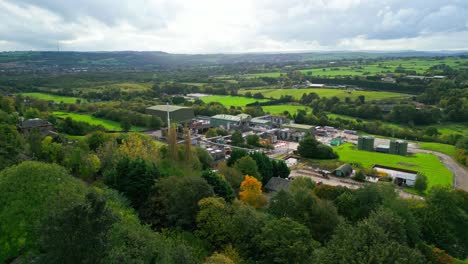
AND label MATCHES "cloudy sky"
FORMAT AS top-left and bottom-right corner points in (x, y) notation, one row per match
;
(0, 0), (467, 53)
